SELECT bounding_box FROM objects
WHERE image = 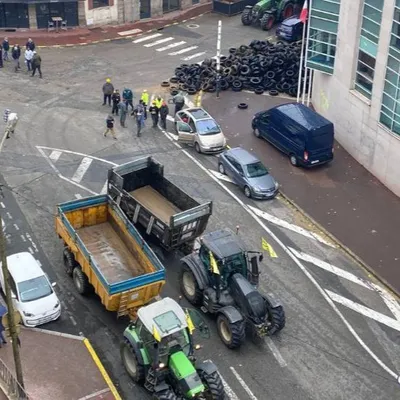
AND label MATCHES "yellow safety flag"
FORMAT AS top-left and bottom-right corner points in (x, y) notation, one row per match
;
(185, 311), (195, 335)
(262, 237), (278, 258)
(209, 251), (220, 275)
(152, 325), (161, 342)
